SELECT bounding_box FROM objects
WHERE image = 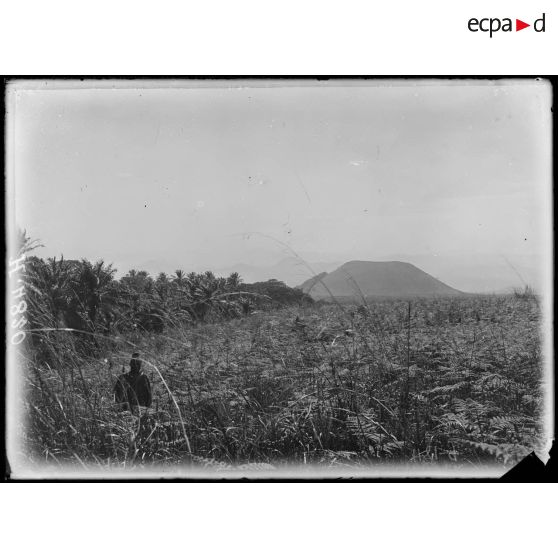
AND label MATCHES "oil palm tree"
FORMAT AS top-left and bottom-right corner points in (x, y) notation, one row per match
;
(31, 256), (75, 326)
(70, 259), (116, 327)
(226, 271), (242, 290)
